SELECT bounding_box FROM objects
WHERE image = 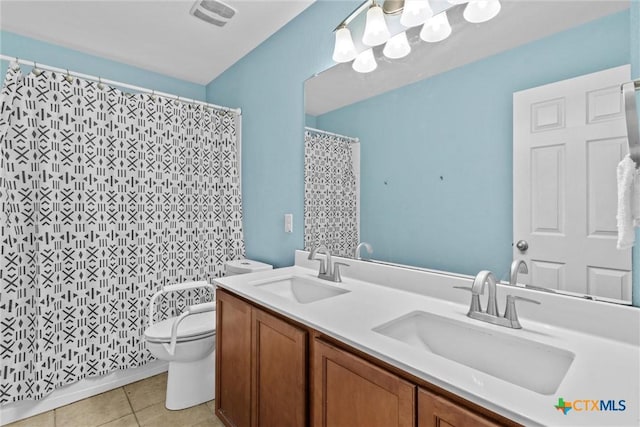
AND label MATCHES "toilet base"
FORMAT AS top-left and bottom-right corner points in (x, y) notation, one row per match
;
(165, 350), (216, 410)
